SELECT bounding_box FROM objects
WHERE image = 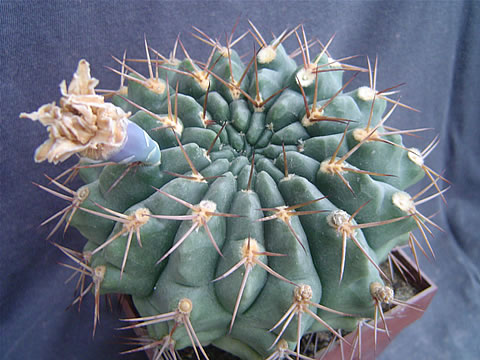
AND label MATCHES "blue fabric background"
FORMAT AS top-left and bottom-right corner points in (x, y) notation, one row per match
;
(1, 1), (479, 359)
